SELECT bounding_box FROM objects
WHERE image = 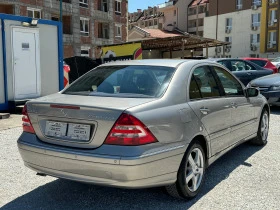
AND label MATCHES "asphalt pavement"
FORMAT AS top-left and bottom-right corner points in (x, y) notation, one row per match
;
(1, 108), (280, 210)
